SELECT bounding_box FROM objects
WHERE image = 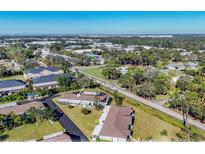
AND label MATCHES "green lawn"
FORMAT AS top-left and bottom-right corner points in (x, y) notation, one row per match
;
(123, 98), (180, 141)
(0, 75), (25, 81)
(1, 121), (64, 142)
(80, 65), (105, 80)
(53, 97), (102, 140)
(98, 87), (205, 141)
(80, 65), (119, 84)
